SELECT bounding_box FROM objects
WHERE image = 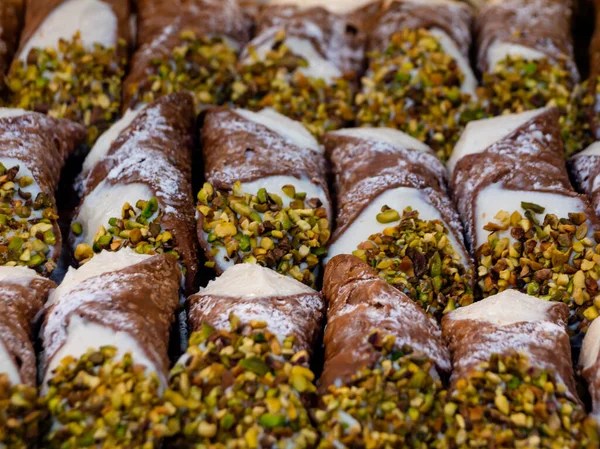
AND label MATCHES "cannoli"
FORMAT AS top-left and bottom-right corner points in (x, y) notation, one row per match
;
(476, 0), (586, 155)
(356, 0), (481, 161)
(0, 109), (85, 276)
(196, 107), (331, 287)
(0, 0), (24, 90)
(324, 128), (474, 319)
(449, 107), (600, 335)
(315, 254), (451, 448)
(7, 0), (131, 143)
(0, 267), (54, 448)
(233, 1), (372, 137)
(123, 0), (251, 110)
(71, 92), (198, 292)
(165, 263), (323, 448)
(441, 291), (598, 447)
(41, 249), (181, 447)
